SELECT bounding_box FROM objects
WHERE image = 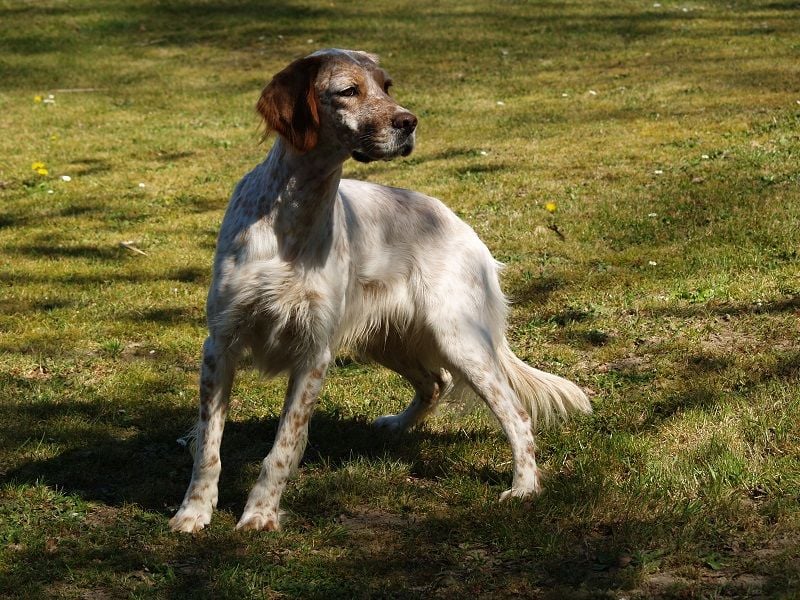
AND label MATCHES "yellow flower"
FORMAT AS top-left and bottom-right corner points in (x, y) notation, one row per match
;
(31, 161), (46, 171)
(34, 95), (43, 103)
(545, 201), (557, 213)
(50, 134), (59, 141)
(37, 167), (49, 176)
